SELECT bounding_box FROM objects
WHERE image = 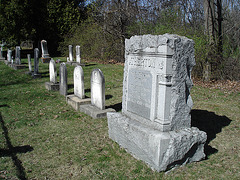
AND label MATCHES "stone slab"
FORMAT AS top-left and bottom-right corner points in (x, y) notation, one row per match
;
(41, 57), (51, 63)
(32, 74), (41, 79)
(80, 104), (116, 119)
(45, 82), (60, 91)
(10, 64), (26, 70)
(108, 112), (207, 172)
(66, 62), (85, 66)
(66, 95), (91, 111)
